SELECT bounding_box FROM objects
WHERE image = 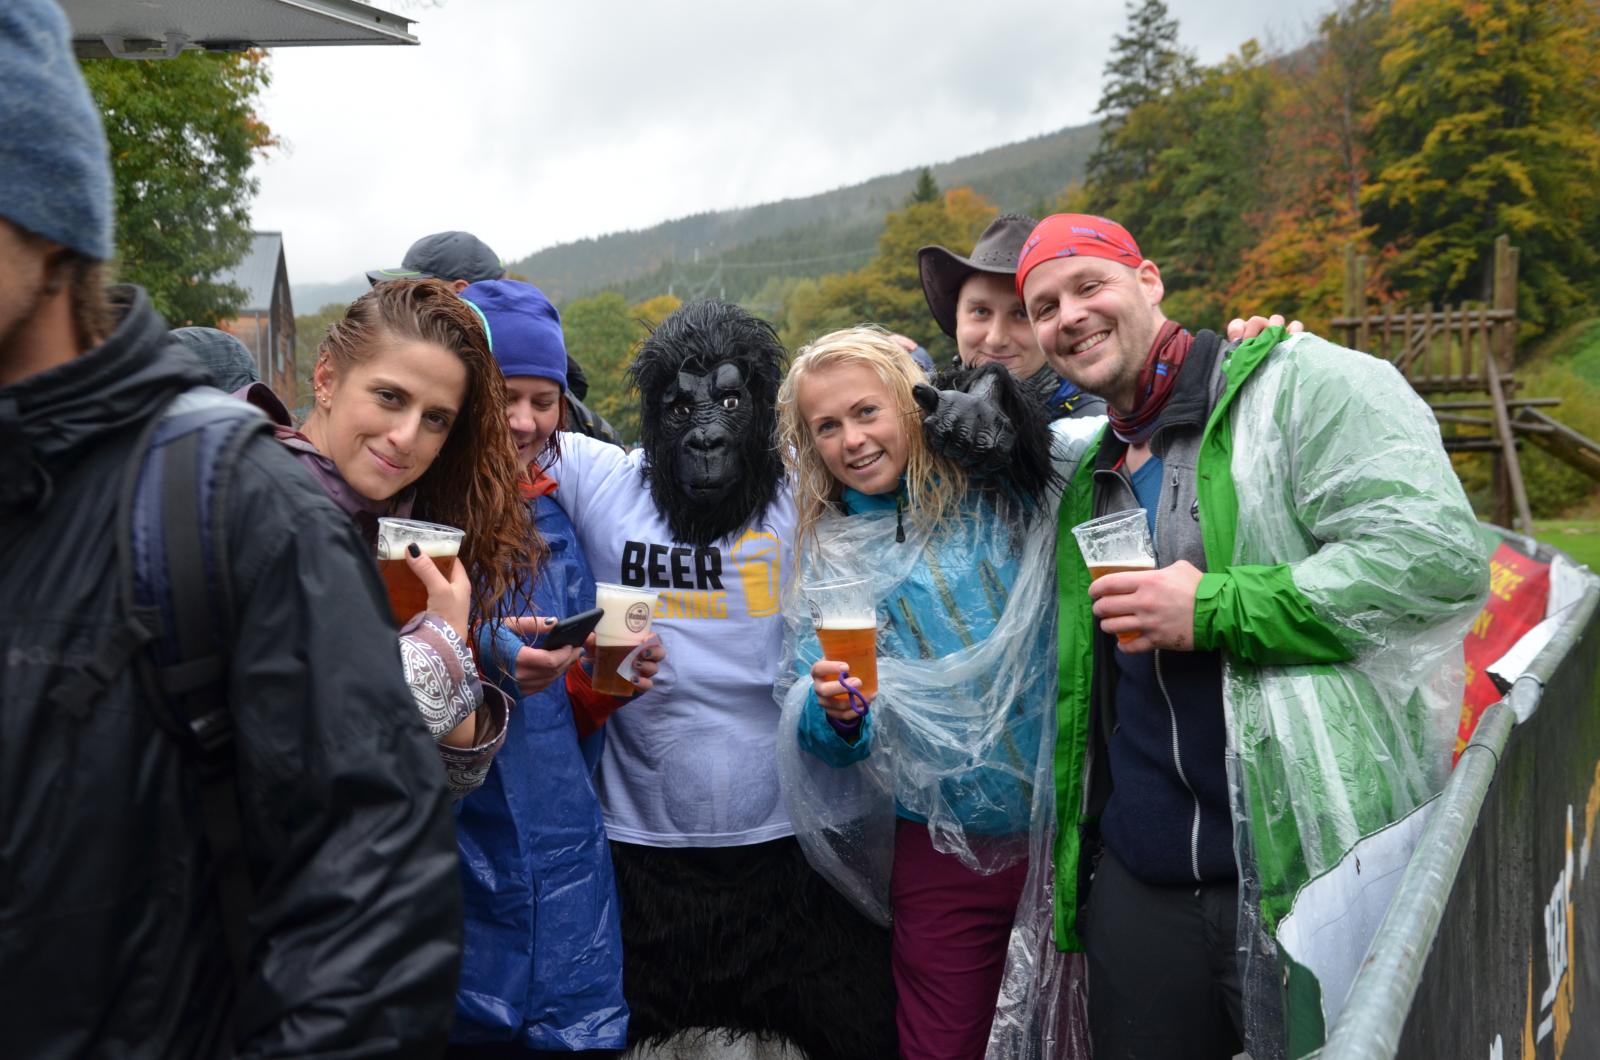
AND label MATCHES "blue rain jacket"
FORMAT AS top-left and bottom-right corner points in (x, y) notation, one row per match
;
(796, 486), (1043, 836)
(455, 487), (627, 1050)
